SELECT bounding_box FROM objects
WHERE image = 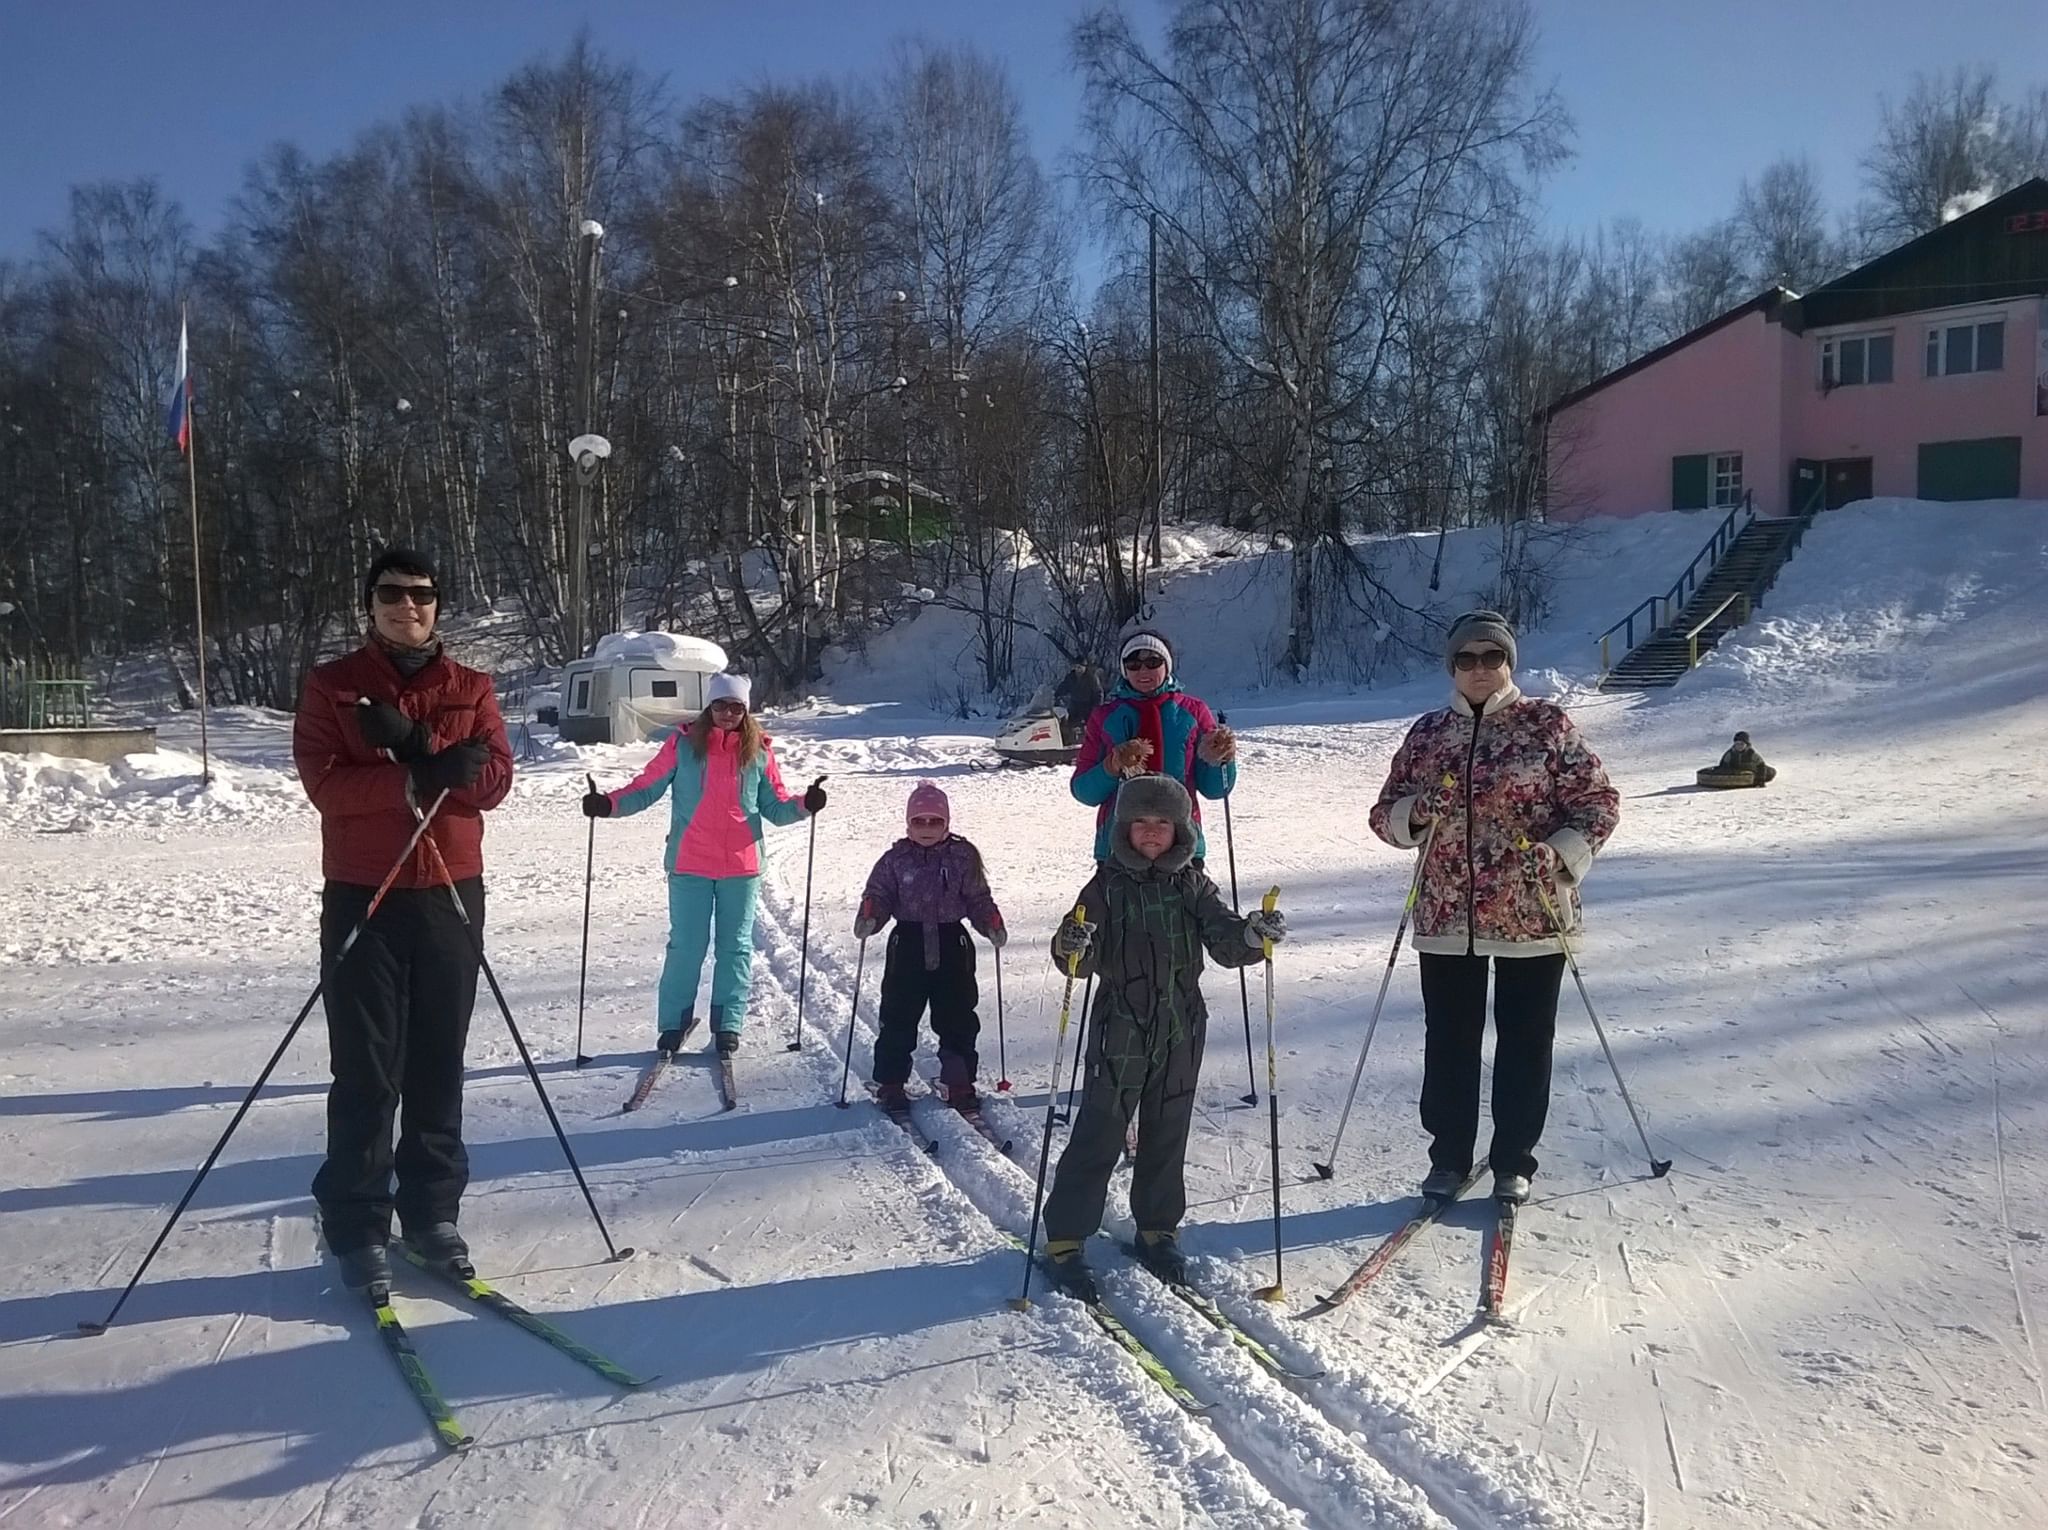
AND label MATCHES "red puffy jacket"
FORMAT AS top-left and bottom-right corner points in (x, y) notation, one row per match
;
(292, 643), (514, 888)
